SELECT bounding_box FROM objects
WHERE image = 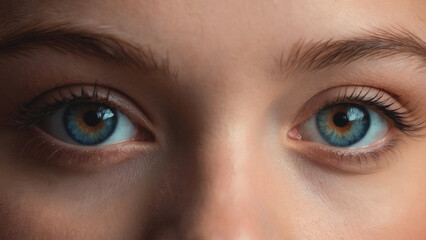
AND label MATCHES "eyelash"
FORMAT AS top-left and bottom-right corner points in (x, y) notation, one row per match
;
(286, 86), (425, 172)
(12, 84), (114, 129)
(11, 84), (425, 172)
(15, 85), (424, 140)
(10, 84), (157, 170)
(315, 87), (424, 137)
(305, 142), (404, 174)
